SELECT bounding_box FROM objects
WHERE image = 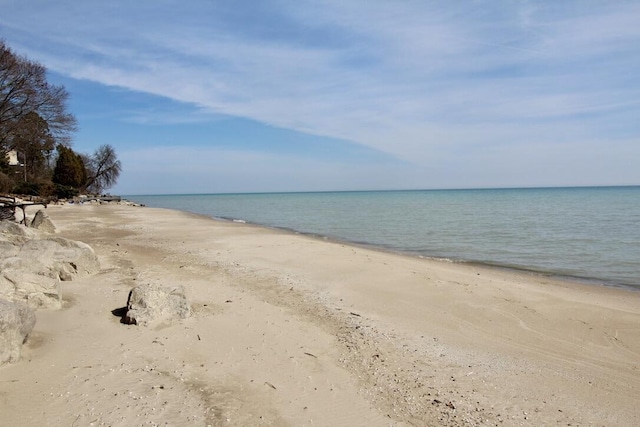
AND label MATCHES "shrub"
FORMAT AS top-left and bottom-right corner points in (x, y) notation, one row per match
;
(12, 181), (42, 196)
(0, 172), (13, 193)
(54, 184), (79, 199)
